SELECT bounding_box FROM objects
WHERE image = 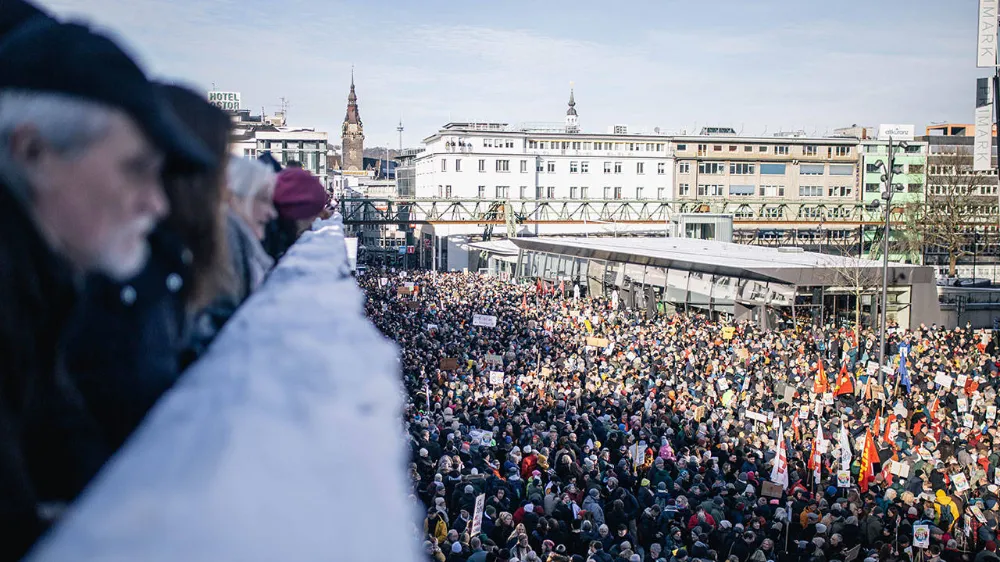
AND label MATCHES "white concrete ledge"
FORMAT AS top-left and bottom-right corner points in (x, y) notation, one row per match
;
(28, 216), (419, 562)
